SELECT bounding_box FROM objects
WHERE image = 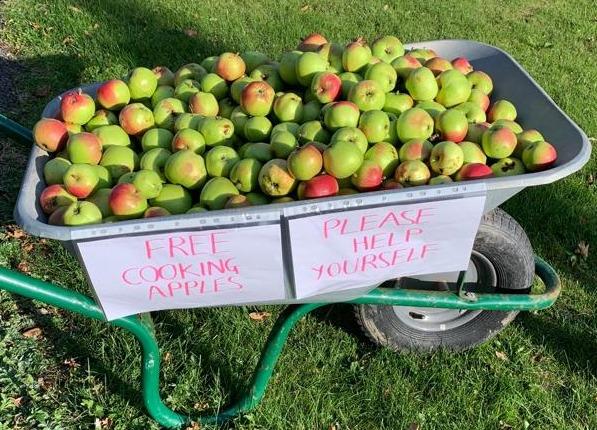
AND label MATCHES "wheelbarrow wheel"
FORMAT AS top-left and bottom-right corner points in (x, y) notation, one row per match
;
(354, 208), (534, 352)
